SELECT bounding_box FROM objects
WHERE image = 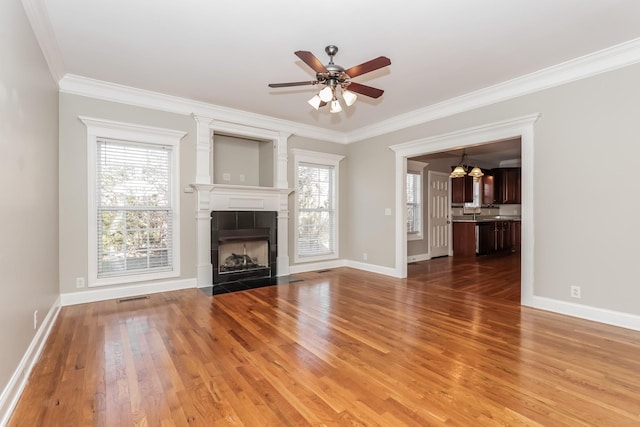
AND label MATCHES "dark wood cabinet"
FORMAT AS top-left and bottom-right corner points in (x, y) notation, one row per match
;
(451, 174), (473, 204)
(477, 220), (519, 255)
(452, 222), (477, 257)
(481, 173), (494, 205)
(493, 168), (521, 204)
(477, 223), (492, 255)
(510, 221), (521, 252)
